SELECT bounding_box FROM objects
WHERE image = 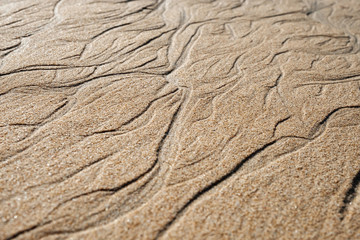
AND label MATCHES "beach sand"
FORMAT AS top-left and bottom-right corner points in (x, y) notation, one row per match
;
(0, 0), (360, 239)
